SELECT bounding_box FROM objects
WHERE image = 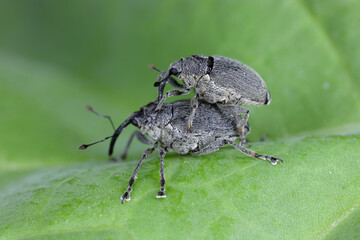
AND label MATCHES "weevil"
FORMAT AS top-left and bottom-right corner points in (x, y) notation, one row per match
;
(80, 100), (282, 204)
(150, 55), (271, 131)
